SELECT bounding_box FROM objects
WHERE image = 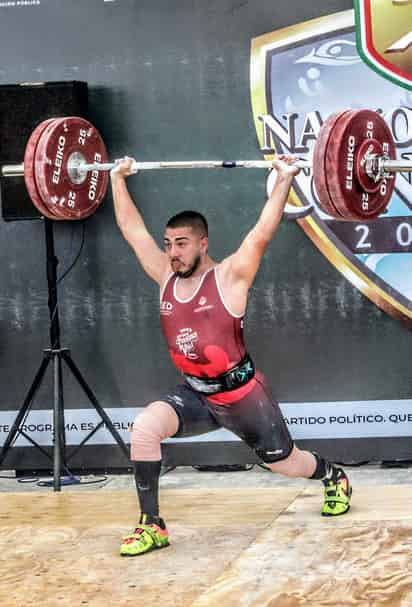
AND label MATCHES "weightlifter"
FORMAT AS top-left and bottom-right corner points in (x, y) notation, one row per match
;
(110, 155), (352, 557)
